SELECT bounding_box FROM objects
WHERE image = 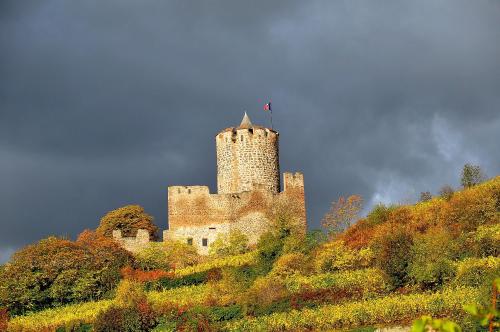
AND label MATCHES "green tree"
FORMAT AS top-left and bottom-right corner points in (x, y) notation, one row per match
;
(461, 164), (485, 188)
(96, 205), (158, 240)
